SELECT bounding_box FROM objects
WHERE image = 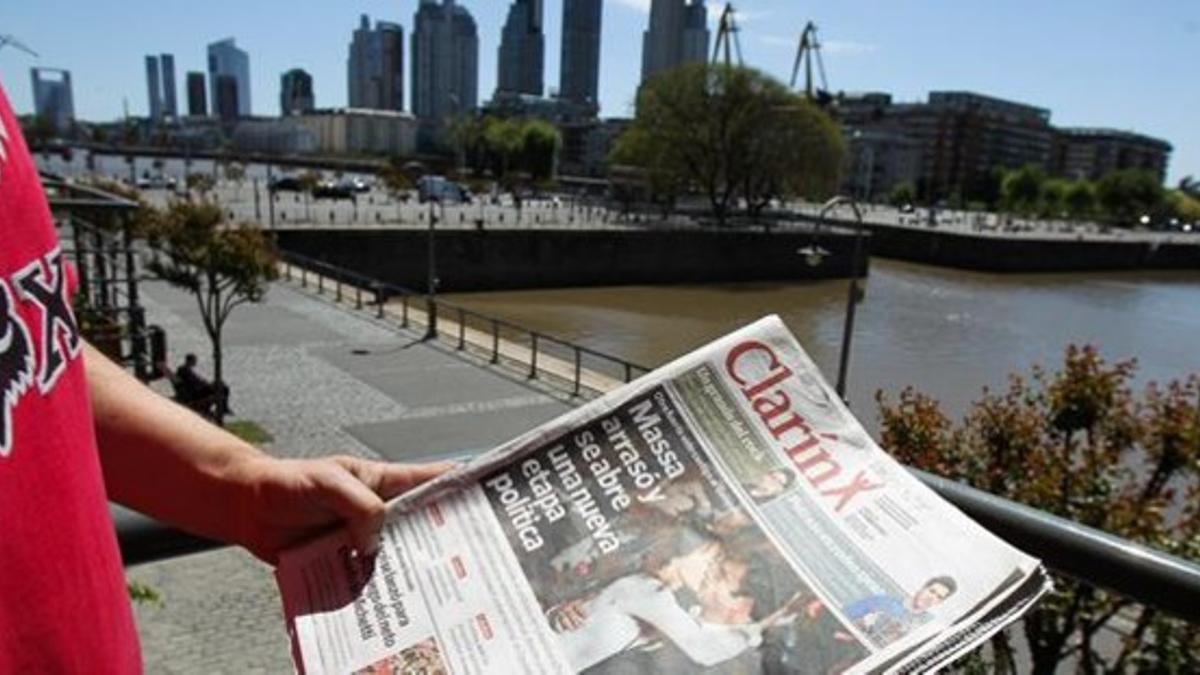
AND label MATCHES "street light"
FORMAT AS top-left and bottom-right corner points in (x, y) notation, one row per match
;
(816, 196), (867, 402)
